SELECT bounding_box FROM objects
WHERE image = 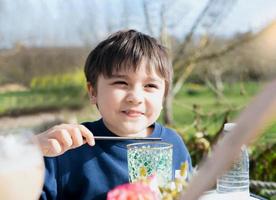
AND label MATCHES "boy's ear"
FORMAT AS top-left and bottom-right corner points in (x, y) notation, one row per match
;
(87, 82), (97, 104)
